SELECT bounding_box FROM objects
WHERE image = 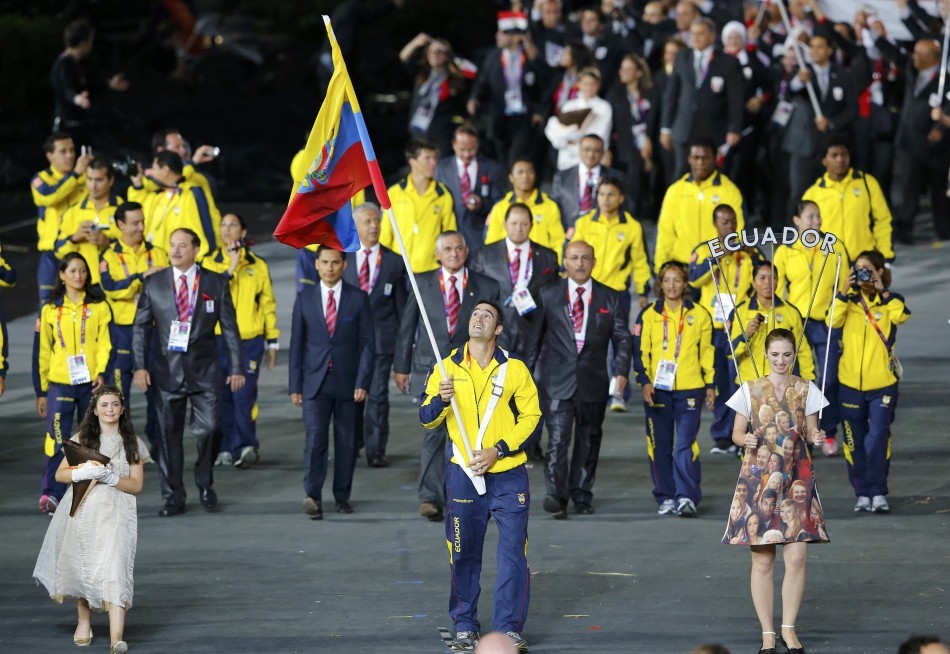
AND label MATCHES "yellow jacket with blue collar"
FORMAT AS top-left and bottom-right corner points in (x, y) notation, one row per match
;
(728, 296), (815, 383)
(571, 209), (651, 295)
(127, 181), (221, 259)
(100, 240), (170, 325)
(31, 167), (87, 251)
(381, 177), (457, 273)
(421, 344), (541, 473)
(655, 170), (745, 272)
(688, 242), (763, 329)
(774, 237), (850, 321)
(36, 293), (113, 393)
(829, 289), (910, 391)
(202, 247), (280, 342)
(485, 189), (565, 262)
(55, 194), (124, 284)
(633, 298), (715, 390)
